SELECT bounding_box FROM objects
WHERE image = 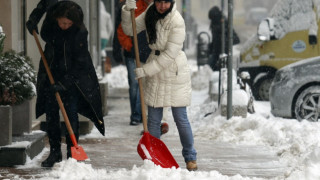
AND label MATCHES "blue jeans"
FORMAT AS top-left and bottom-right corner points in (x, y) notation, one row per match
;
(148, 106), (197, 162)
(125, 57), (142, 121)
